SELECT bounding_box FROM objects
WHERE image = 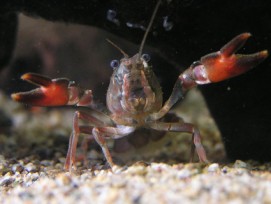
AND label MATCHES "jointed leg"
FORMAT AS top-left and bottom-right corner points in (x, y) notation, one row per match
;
(92, 126), (135, 168)
(65, 112), (92, 171)
(64, 110), (113, 171)
(148, 121), (208, 162)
